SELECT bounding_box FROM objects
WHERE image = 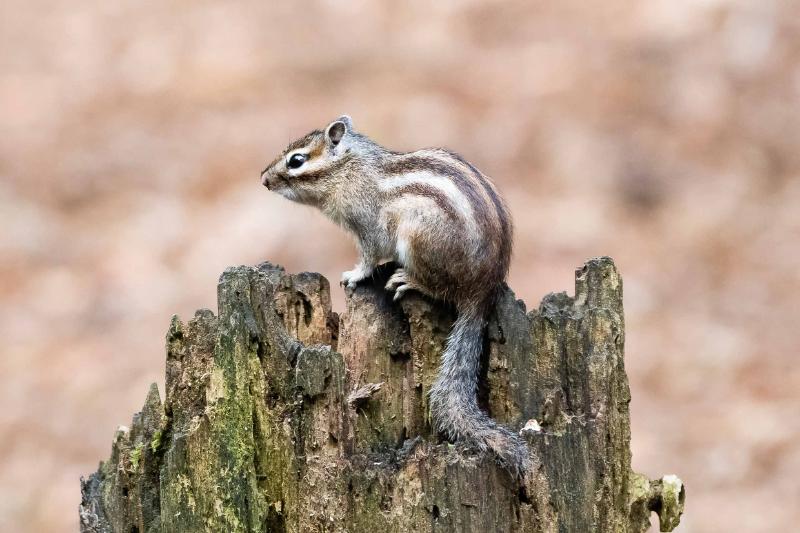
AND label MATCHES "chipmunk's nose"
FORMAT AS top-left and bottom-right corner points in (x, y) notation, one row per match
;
(261, 169), (271, 189)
